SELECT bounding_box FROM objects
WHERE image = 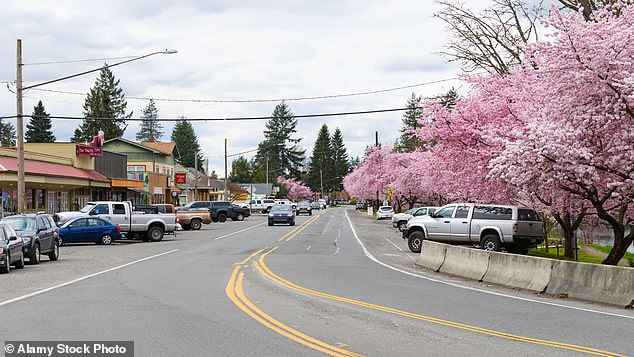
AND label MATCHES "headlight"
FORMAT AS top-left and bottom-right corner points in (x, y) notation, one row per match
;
(287, 213), (293, 217)
(268, 213), (274, 217)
